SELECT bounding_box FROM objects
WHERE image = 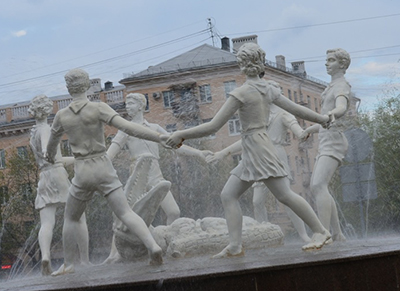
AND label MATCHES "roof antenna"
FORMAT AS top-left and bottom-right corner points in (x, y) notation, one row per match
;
(208, 18), (215, 47)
